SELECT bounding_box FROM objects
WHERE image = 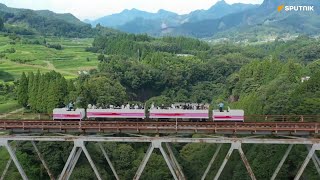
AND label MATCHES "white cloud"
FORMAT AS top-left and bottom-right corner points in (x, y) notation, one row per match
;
(0, 0), (263, 20)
